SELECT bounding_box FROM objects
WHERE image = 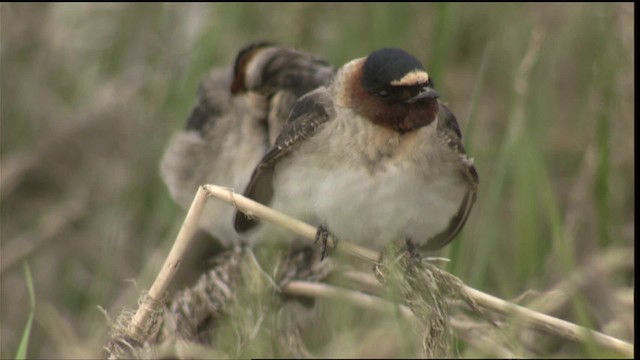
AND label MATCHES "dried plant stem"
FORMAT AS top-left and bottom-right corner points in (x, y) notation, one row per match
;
(126, 186), (209, 344)
(336, 269), (634, 357)
(118, 184), (632, 357)
(203, 184), (634, 357)
(285, 281), (518, 357)
(463, 286), (633, 357)
(284, 280), (414, 318)
(203, 184), (379, 263)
